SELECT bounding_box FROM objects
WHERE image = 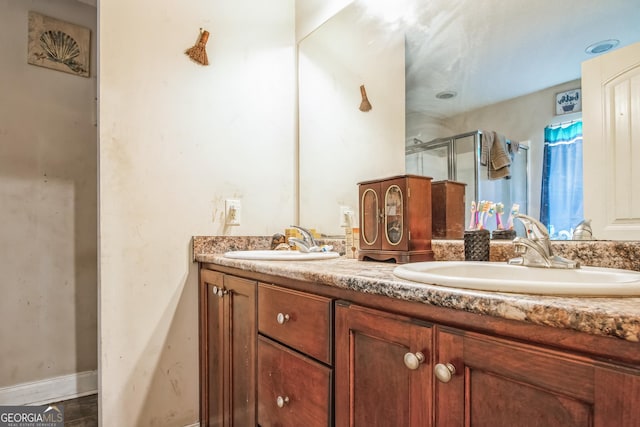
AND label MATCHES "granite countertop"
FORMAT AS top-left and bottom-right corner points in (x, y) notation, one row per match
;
(193, 237), (640, 343)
